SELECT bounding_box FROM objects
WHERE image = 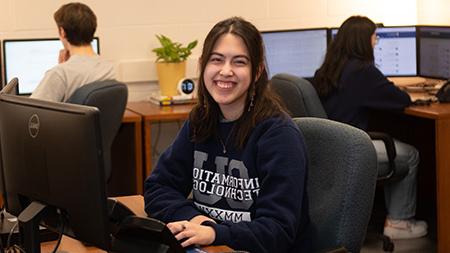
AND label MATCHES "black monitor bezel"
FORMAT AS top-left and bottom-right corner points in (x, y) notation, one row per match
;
(2, 37), (100, 96)
(0, 94), (111, 251)
(261, 27), (329, 79)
